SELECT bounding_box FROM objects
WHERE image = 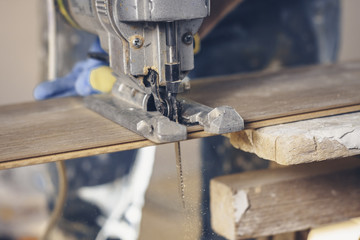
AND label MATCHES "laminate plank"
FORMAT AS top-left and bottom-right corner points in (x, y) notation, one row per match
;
(1, 62), (360, 169)
(187, 61), (360, 123)
(0, 98), (143, 161)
